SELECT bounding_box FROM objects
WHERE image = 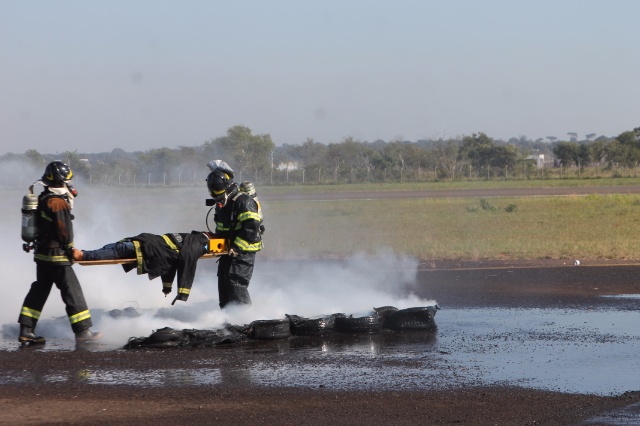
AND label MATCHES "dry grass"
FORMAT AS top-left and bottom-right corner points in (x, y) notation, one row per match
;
(8, 185), (640, 261)
(262, 194), (640, 261)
